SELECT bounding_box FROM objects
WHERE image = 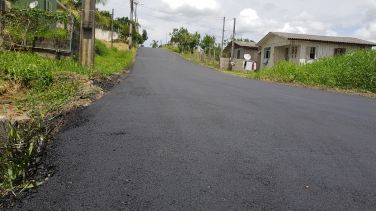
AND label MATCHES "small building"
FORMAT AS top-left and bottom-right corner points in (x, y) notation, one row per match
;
(222, 41), (261, 71)
(14, 0), (66, 12)
(224, 41), (259, 61)
(257, 32), (376, 69)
